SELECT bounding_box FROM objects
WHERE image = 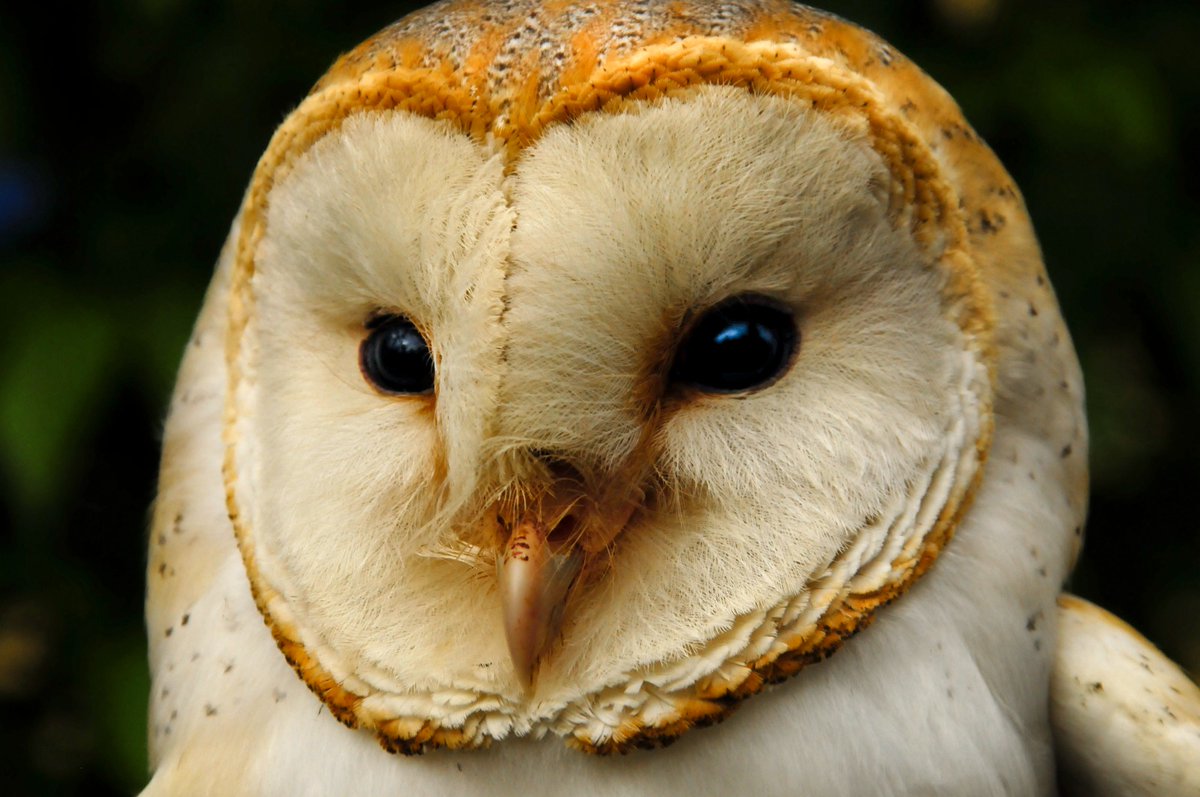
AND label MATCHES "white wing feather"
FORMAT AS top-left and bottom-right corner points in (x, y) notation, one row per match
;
(1052, 593), (1200, 797)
